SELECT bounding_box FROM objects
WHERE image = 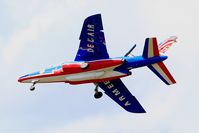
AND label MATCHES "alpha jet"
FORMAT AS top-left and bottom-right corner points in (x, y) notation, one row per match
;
(18, 14), (177, 113)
